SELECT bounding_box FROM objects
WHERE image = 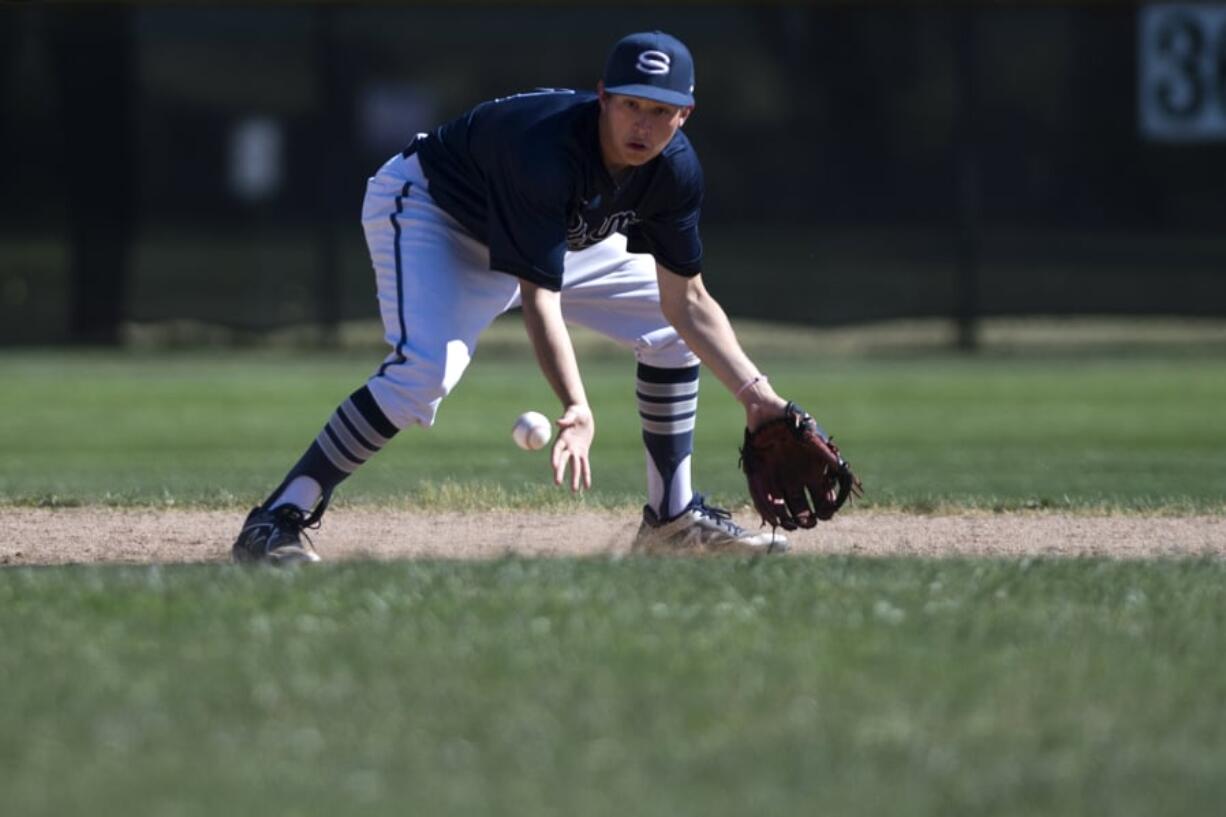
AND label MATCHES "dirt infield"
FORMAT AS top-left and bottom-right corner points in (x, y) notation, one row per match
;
(2, 507), (1223, 565)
